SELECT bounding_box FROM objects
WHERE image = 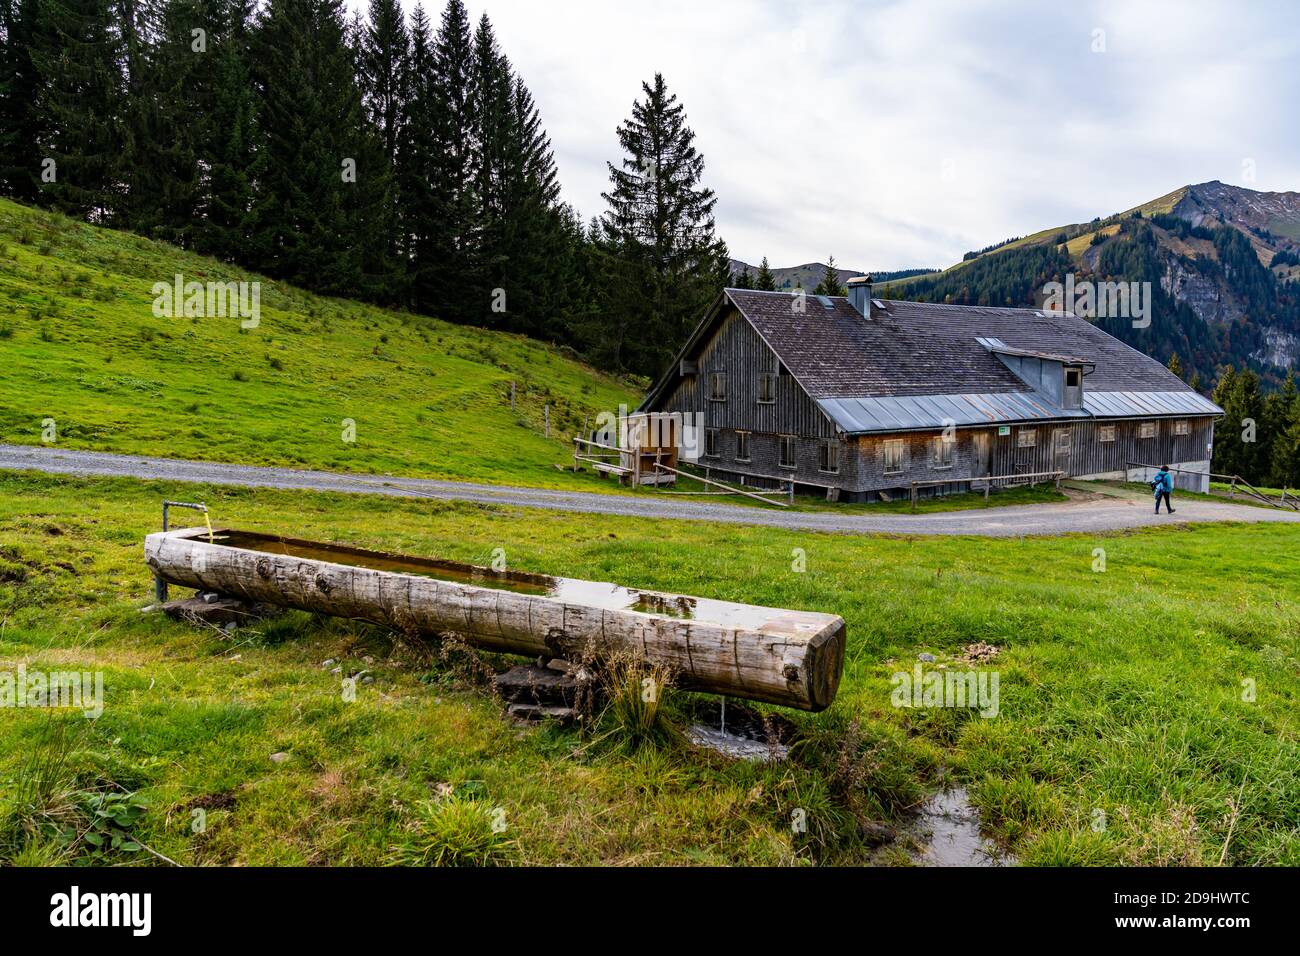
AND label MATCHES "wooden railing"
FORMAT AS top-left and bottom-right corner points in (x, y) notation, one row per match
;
(572, 437), (791, 506)
(1127, 462), (1299, 511)
(910, 470), (1064, 512)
